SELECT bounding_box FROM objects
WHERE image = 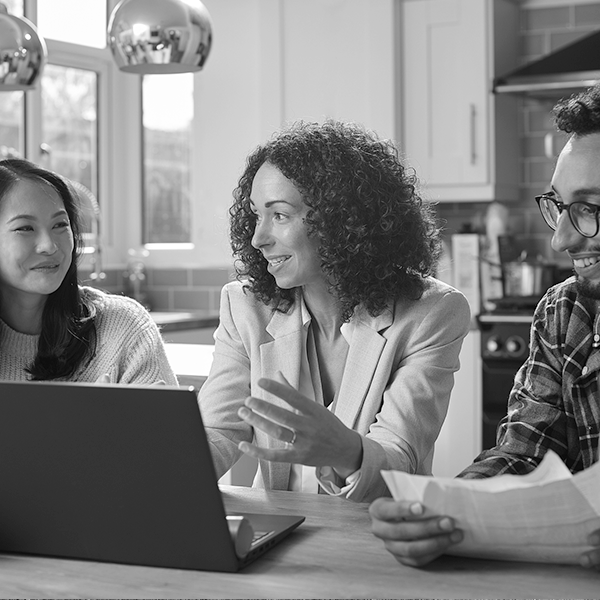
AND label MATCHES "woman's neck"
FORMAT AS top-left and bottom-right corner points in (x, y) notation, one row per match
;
(0, 293), (46, 335)
(302, 283), (343, 339)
